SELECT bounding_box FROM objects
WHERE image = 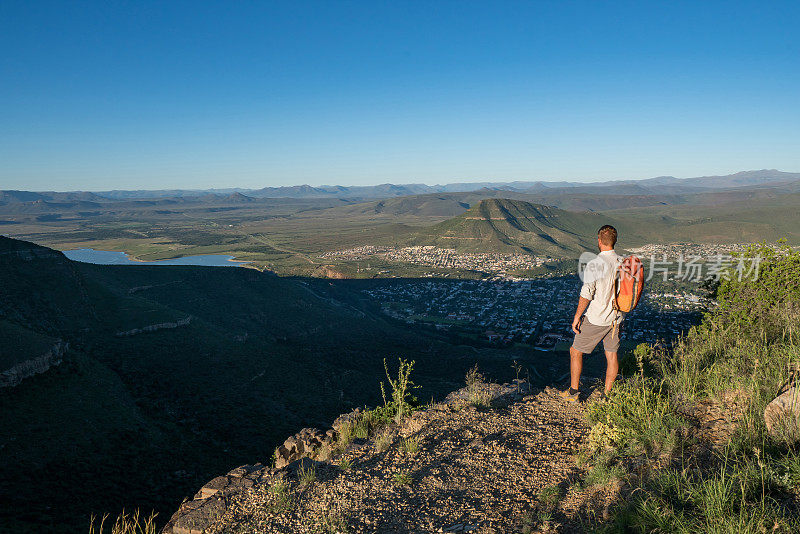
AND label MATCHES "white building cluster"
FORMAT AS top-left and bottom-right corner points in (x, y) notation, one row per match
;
(320, 245), (553, 273)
